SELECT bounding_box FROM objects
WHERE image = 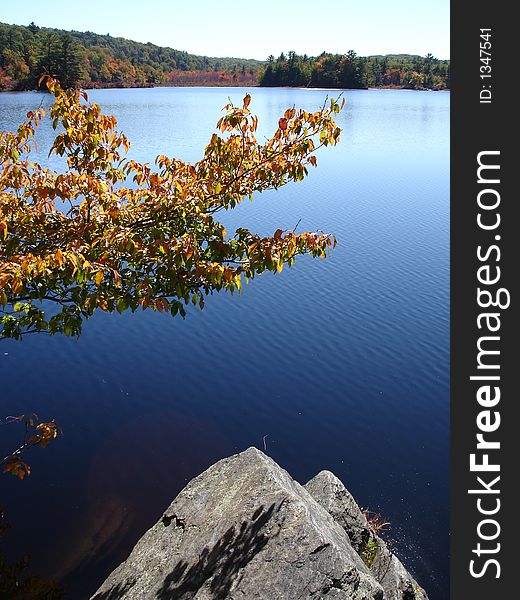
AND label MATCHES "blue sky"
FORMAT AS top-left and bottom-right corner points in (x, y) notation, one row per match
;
(2, 0), (450, 60)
